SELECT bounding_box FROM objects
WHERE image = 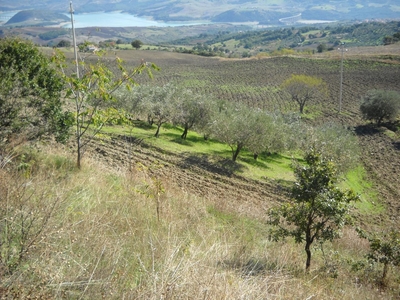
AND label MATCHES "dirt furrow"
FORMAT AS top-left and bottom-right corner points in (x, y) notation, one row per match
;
(86, 135), (287, 219)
